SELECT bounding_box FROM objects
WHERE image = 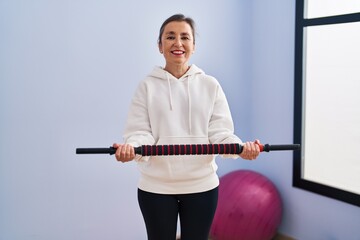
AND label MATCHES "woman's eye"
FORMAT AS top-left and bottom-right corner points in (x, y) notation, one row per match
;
(167, 36), (175, 40)
(182, 37), (190, 40)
